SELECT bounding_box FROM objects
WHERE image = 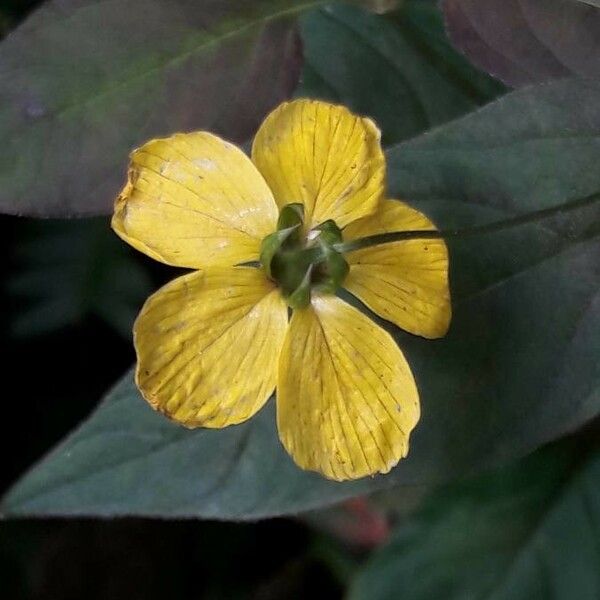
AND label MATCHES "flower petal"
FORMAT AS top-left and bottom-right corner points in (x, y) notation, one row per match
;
(112, 132), (278, 268)
(252, 99), (385, 229)
(277, 294), (419, 481)
(134, 267), (288, 428)
(343, 200), (451, 339)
